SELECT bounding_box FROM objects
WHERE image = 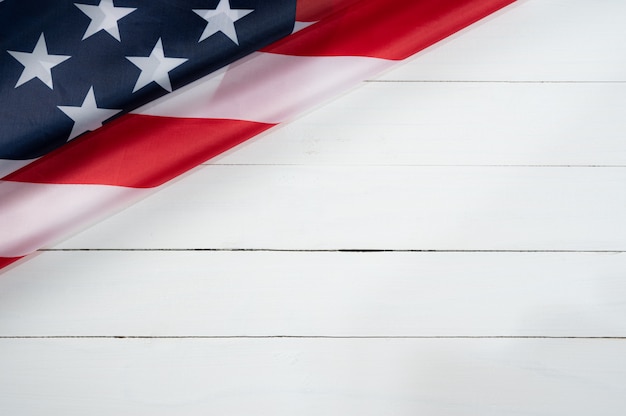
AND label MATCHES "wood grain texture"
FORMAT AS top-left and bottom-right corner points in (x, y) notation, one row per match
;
(2, 338), (626, 415)
(53, 166), (626, 250)
(2, 0), (626, 413)
(1, 251), (626, 337)
(211, 82), (626, 166)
